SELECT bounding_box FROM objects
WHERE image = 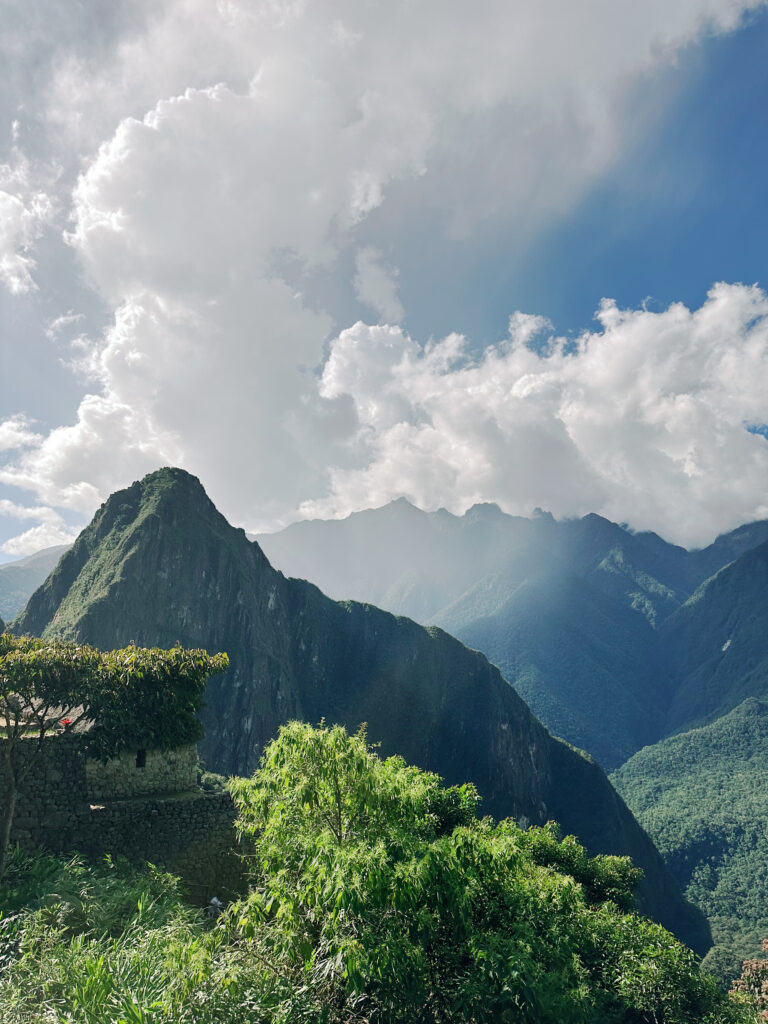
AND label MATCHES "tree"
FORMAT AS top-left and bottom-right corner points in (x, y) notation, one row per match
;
(229, 721), (741, 1024)
(85, 644), (229, 761)
(731, 940), (768, 1020)
(0, 633), (228, 877)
